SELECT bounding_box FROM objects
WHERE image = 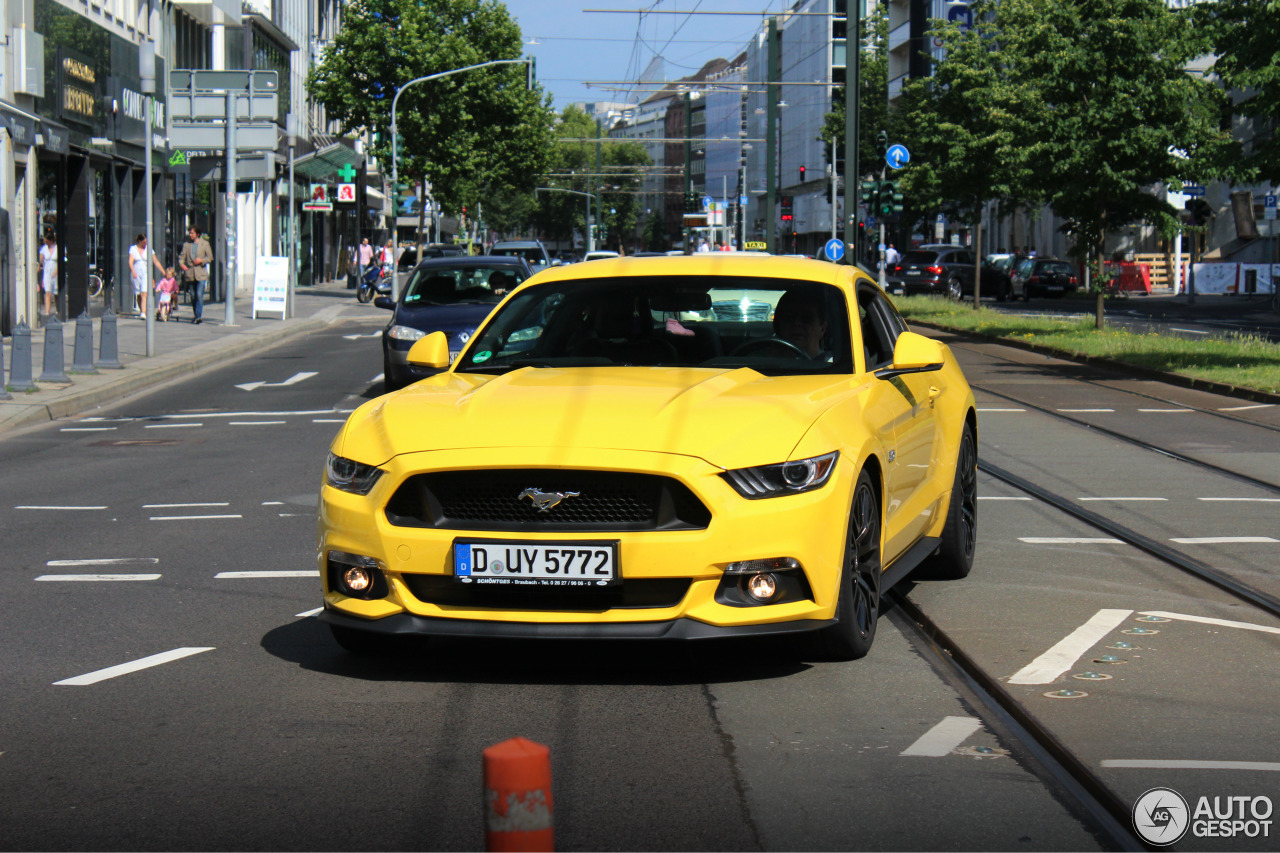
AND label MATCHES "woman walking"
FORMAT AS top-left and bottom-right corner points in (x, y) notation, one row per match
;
(128, 233), (165, 317)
